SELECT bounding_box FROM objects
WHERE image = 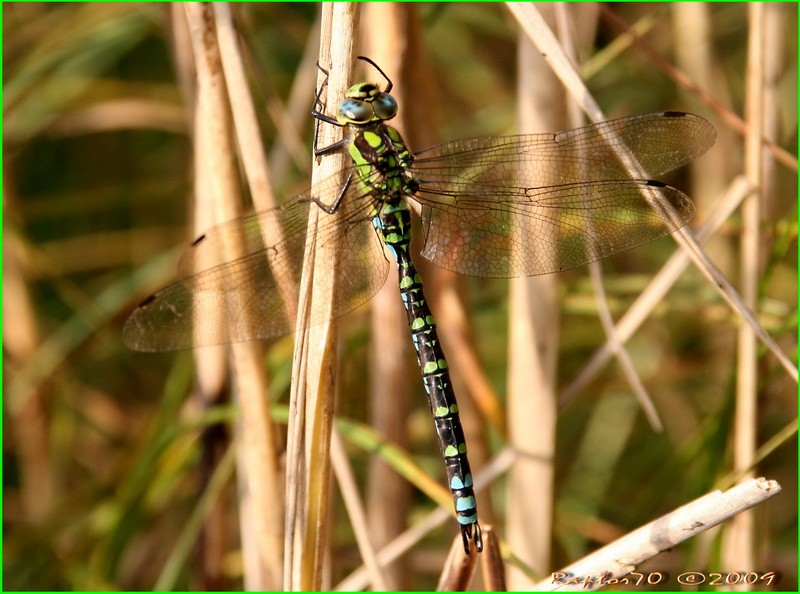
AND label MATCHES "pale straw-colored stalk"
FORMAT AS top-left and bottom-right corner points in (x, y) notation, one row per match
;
(213, 3), (287, 587)
(507, 1), (797, 387)
(721, 1), (765, 574)
(182, 4), (282, 589)
(284, 4), (357, 589)
(505, 4), (564, 585)
(359, 3), (413, 588)
(535, 478), (781, 591)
